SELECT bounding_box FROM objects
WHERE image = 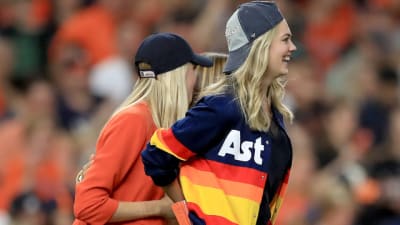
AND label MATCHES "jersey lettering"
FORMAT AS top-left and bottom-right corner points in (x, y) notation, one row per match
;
(218, 130), (265, 165)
